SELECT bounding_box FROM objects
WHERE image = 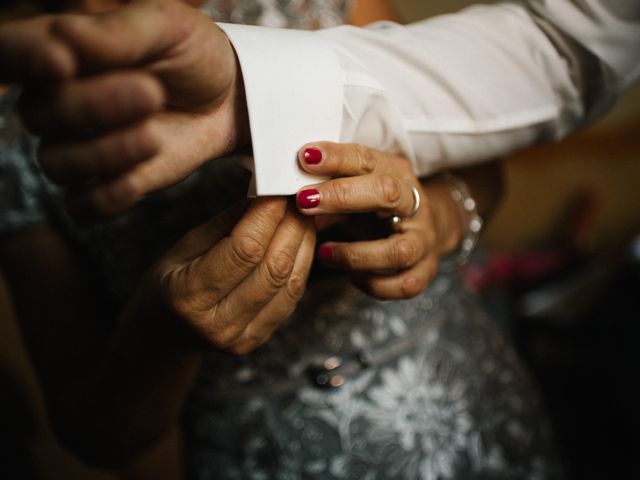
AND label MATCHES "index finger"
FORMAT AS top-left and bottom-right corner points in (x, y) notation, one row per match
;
(207, 204), (310, 345)
(297, 142), (412, 178)
(190, 197), (290, 296)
